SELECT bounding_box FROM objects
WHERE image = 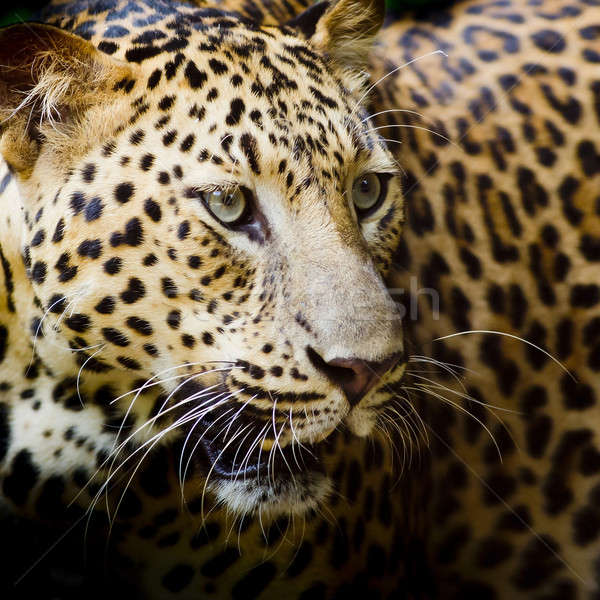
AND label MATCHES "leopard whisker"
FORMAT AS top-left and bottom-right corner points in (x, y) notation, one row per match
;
(178, 393), (234, 493)
(233, 421), (270, 488)
(100, 394), (237, 529)
(410, 374), (521, 415)
(361, 108), (434, 125)
(73, 385), (224, 507)
(351, 49), (448, 115)
(104, 378), (225, 489)
(369, 123), (460, 149)
(108, 362), (224, 405)
(287, 406), (304, 472)
(434, 330), (576, 381)
(199, 421), (256, 523)
(75, 344), (106, 406)
(180, 393), (253, 491)
(404, 384), (502, 460)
